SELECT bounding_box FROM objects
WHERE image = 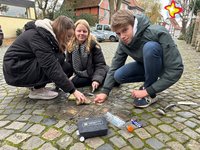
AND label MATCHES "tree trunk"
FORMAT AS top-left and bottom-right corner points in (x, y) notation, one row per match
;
(181, 18), (187, 35)
(116, 0), (122, 11)
(109, 0), (114, 24)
